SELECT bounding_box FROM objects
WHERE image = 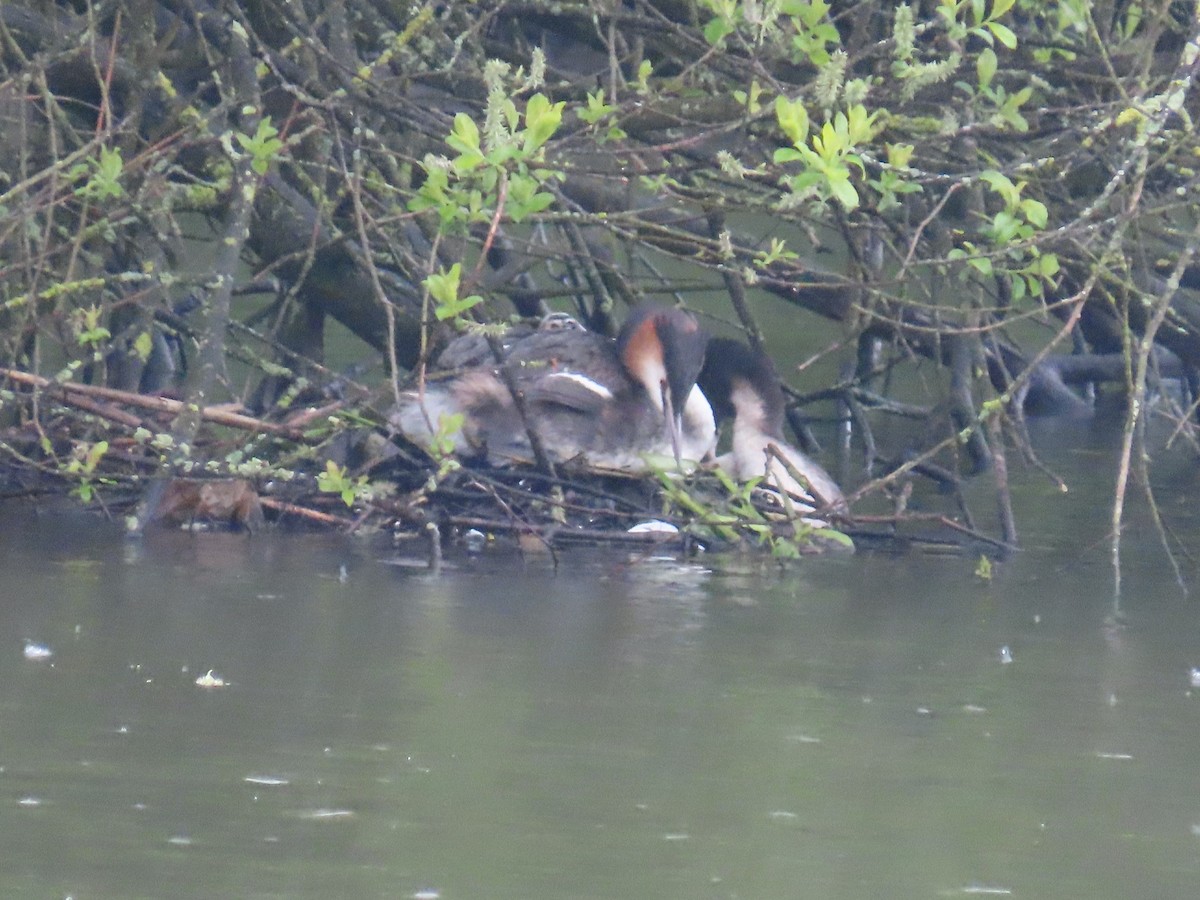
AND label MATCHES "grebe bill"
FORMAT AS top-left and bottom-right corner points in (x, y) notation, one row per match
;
(616, 306), (711, 466)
